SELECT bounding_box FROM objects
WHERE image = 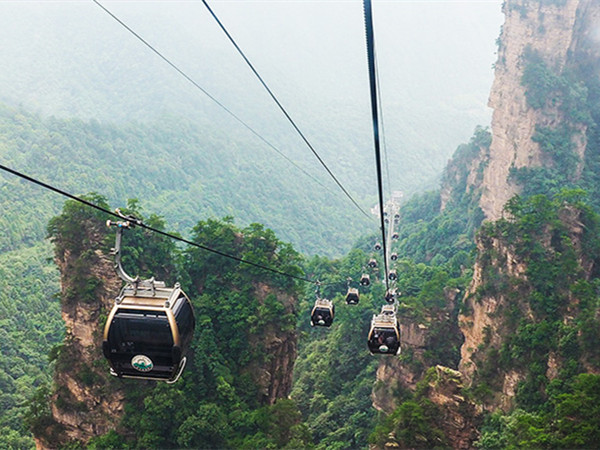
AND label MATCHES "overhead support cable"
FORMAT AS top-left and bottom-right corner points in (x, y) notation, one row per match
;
(375, 50), (393, 200)
(363, 0), (389, 291)
(0, 163), (322, 285)
(91, 0), (335, 198)
(201, 0), (373, 220)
